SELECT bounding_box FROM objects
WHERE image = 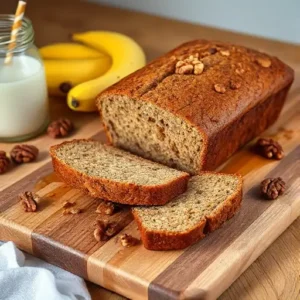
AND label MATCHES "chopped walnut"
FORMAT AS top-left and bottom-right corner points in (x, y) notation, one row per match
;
(255, 138), (284, 160)
(120, 234), (140, 247)
(63, 208), (83, 215)
(94, 227), (106, 242)
(194, 63), (204, 75)
(19, 191), (39, 212)
(220, 50), (230, 56)
(175, 54), (204, 75)
(96, 201), (120, 215)
(214, 83), (226, 94)
(94, 220), (120, 242)
(261, 177), (285, 200)
(175, 62), (194, 75)
(235, 63), (245, 75)
(256, 57), (272, 68)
